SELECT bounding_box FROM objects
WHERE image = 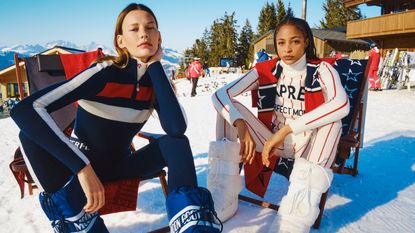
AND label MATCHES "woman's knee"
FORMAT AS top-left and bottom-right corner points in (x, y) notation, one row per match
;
(159, 134), (190, 146)
(158, 135), (193, 161)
